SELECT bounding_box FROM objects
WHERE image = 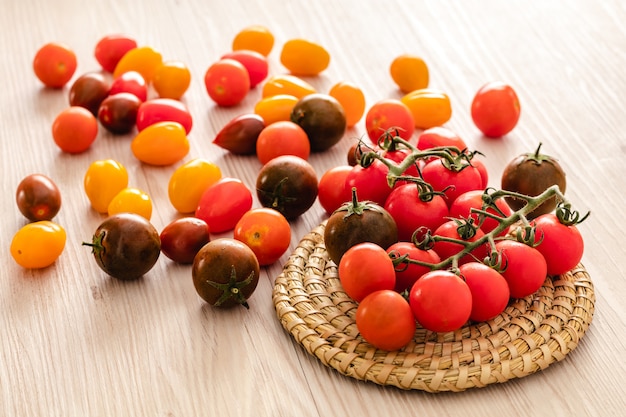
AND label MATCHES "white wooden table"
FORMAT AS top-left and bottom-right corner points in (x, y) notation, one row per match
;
(1, 1), (625, 415)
